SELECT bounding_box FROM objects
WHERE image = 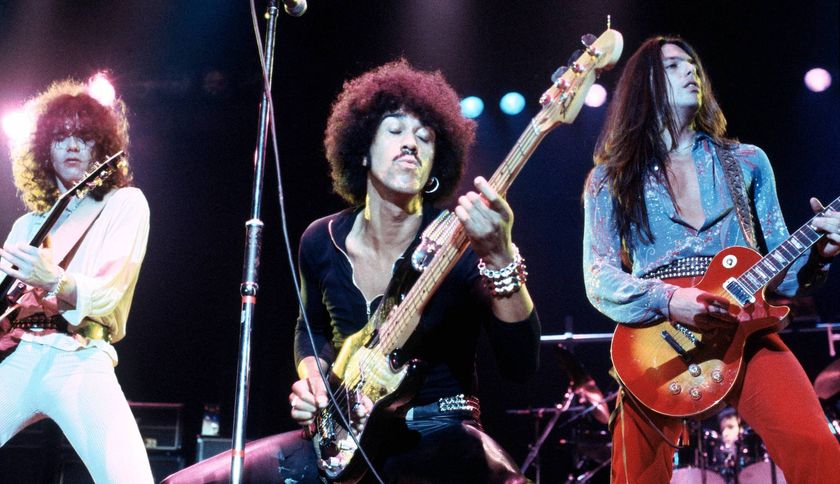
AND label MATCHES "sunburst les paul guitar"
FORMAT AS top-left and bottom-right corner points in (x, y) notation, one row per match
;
(611, 195), (840, 418)
(311, 30), (624, 482)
